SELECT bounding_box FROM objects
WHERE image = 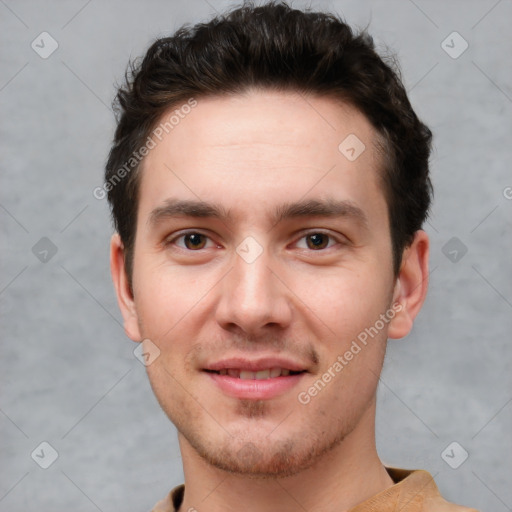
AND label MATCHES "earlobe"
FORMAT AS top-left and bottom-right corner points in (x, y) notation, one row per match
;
(110, 233), (142, 342)
(388, 230), (430, 340)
